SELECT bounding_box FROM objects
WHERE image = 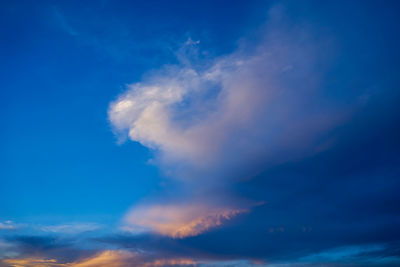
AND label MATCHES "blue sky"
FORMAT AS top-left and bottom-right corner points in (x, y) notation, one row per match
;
(1, 0), (400, 266)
